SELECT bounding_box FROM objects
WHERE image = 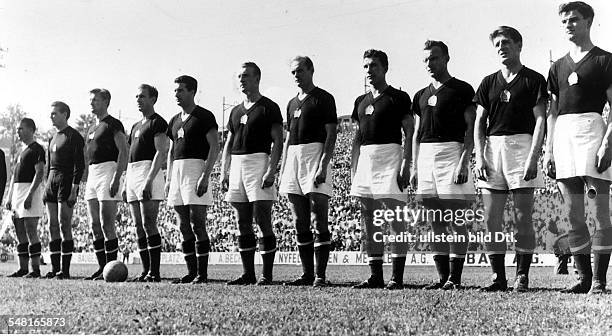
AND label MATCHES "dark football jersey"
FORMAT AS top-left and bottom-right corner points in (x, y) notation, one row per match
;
(286, 87), (337, 145)
(167, 106), (218, 161)
(129, 113), (168, 163)
(227, 96), (283, 155)
(48, 126), (85, 184)
(15, 142), (45, 183)
(86, 115), (125, 165)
